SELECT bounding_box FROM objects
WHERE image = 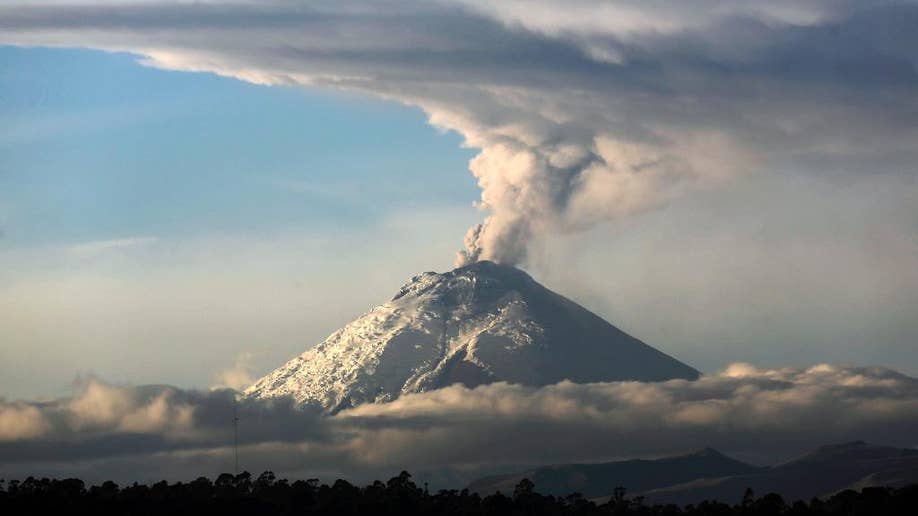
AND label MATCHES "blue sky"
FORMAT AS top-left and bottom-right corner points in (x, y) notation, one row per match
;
(0, 46), (478, 248)
(0, 46), (483, 398)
